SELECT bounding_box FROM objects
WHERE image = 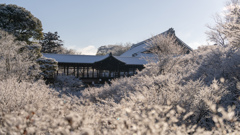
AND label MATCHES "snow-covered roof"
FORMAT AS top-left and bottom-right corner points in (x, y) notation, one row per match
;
(42, 53), (147, 65)
(115, 56), (148, 65)
(120, 42), (147, 57)
(121, 28), (192, 57)
(43, 54), (109, 64)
